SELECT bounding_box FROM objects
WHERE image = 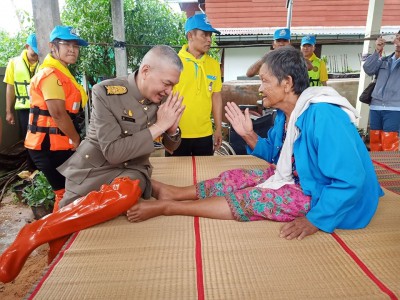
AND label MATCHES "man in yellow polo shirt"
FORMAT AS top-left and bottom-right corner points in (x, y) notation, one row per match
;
(167, 13), (222, 156)
(301, 35), (328, 86)
(4, 33), (40, 138)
